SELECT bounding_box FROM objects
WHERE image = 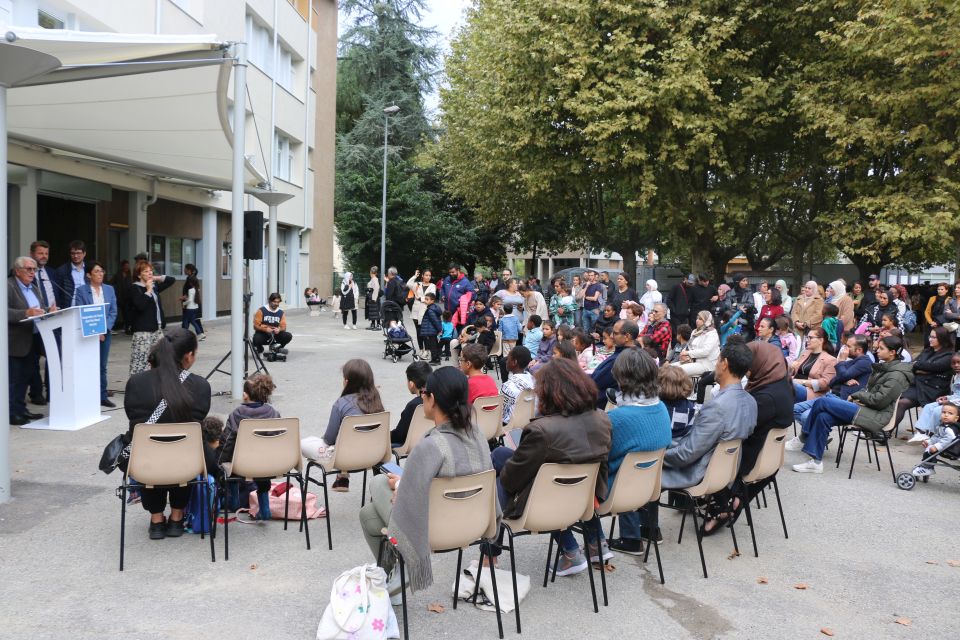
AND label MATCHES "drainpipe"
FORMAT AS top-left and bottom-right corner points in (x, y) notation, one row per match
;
(141, 177), (159, 212)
